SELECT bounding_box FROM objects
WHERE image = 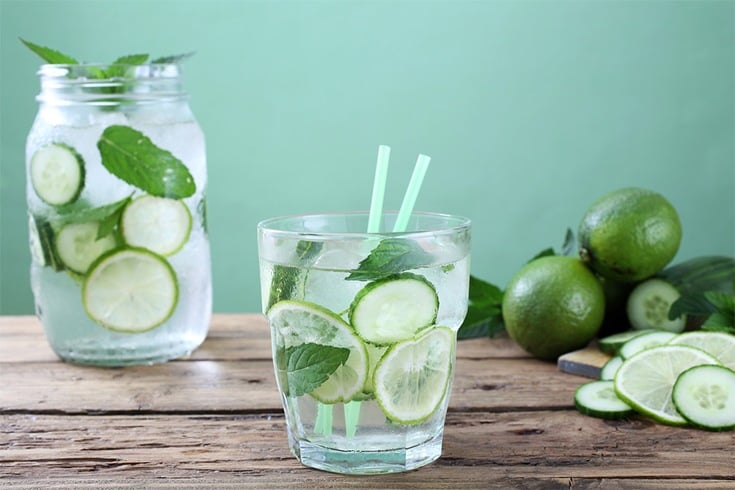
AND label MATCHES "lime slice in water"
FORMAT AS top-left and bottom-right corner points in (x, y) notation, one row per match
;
(267, 300), (368, 404)
(121, 195), (192, 256)
(667, 331), (735, 371)
(374, 326), (454, 425)
(82, 248), (178, 333)
(614, 345), (720, 425)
